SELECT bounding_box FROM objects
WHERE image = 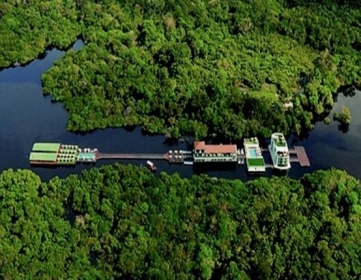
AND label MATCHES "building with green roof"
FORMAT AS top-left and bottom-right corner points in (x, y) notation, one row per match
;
(32, 143), (61, 153)
(29, 152), (58, 162)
